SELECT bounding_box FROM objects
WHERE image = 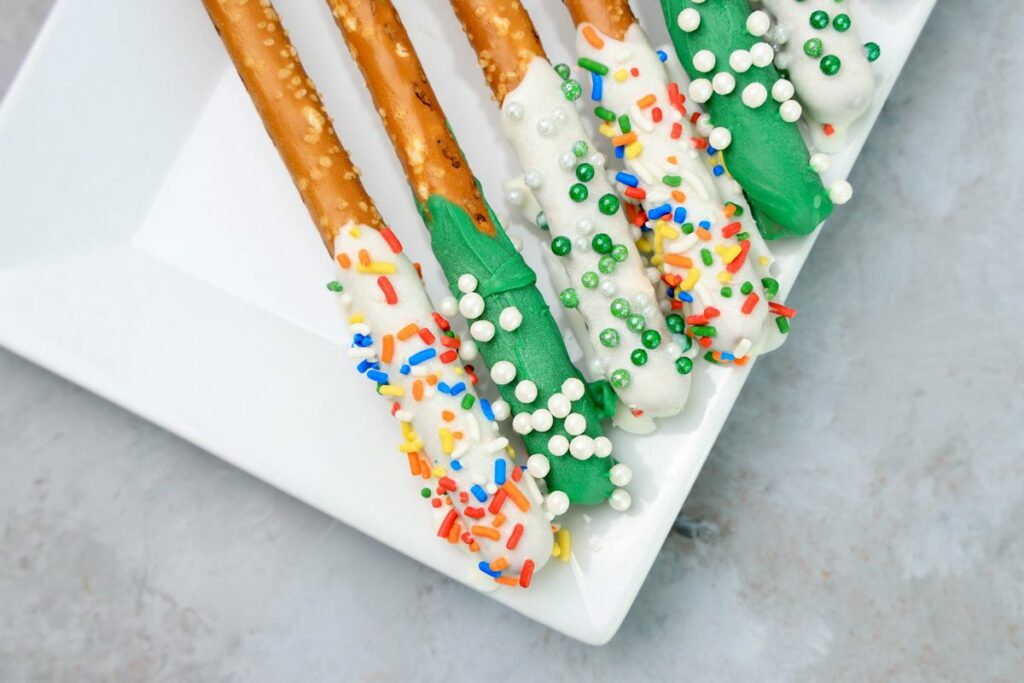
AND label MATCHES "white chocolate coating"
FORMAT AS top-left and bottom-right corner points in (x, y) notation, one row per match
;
(332, 223), (551, 582)
(501, 58), (691, 418)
